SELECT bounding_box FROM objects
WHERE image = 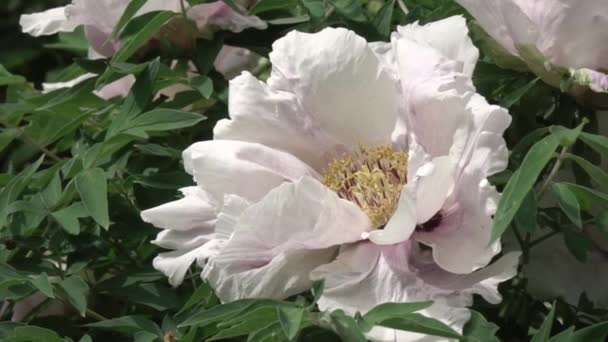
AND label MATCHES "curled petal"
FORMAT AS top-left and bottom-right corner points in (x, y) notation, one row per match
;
(19, 7), (78, 36)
